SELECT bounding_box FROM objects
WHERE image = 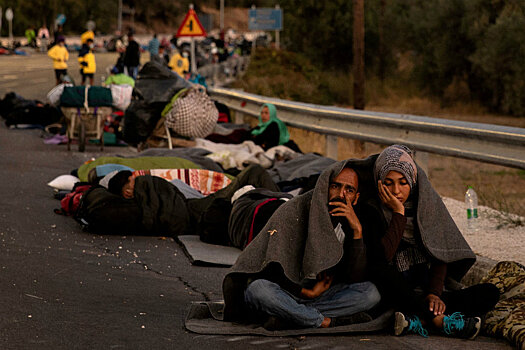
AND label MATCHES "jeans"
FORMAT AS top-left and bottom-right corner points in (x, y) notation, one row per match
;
(125, 66), (139, 80)
(244, 279), (381, 328)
